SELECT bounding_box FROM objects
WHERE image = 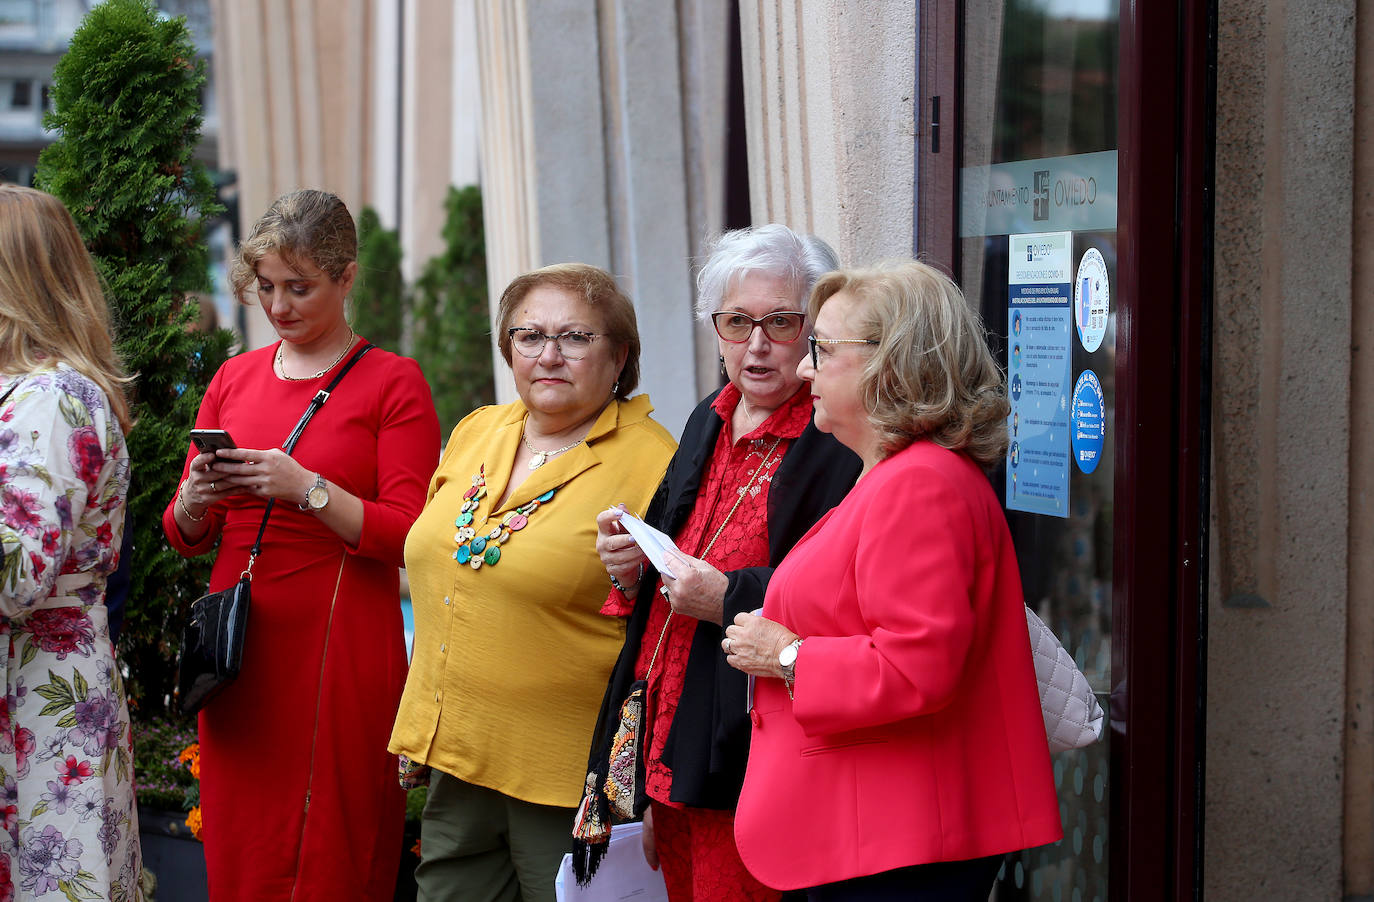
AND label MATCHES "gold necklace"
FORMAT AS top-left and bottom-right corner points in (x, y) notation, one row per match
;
(521, 415), (588, 469)
(276, 330), (356, 381)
